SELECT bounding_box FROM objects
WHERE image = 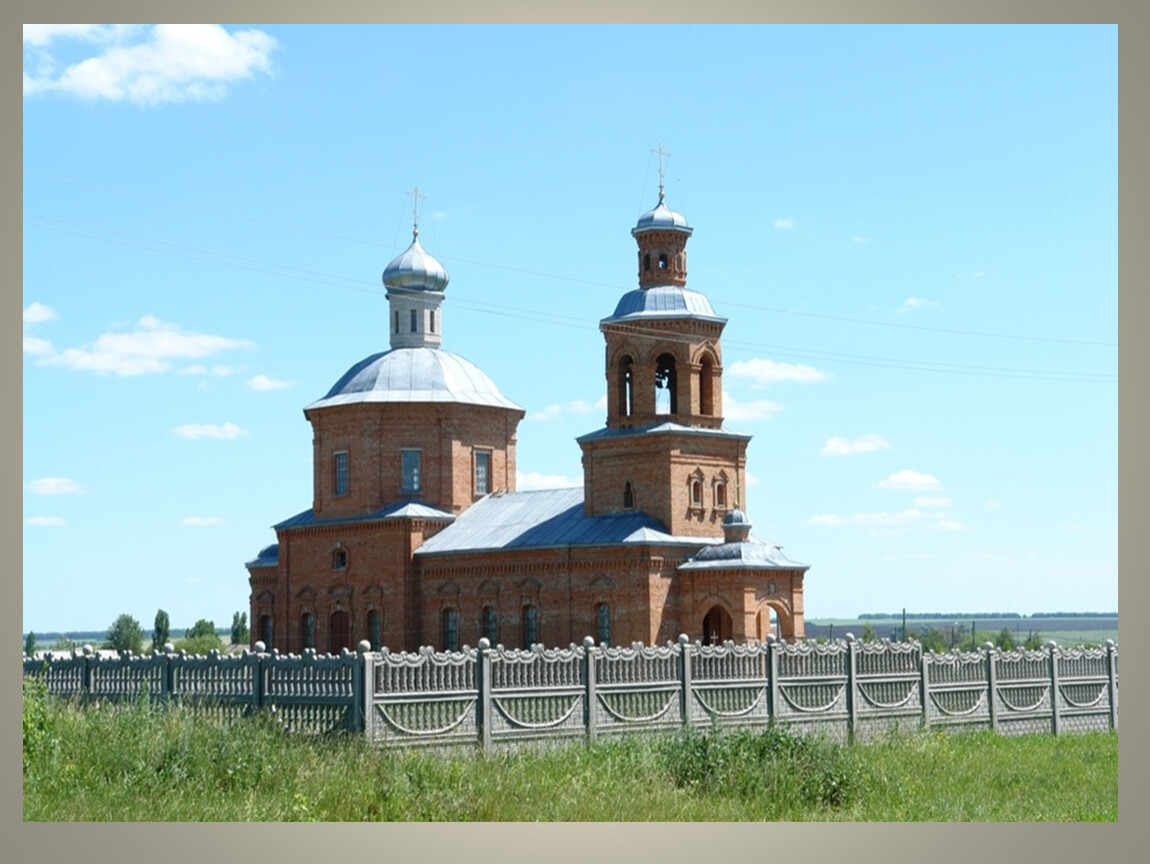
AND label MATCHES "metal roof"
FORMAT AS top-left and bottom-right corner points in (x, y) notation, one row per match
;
(245, 543), (279, 568)
(415, 487), (720, 556)
(272, 499), (456, 531)
(382, 235), (449, 293)
(603, 286), (724, 324)
(306, 347), (523, 412)
(576, 421), (752, 445)
(678, 537), (809, 571)
(632, 200), (693, 236)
